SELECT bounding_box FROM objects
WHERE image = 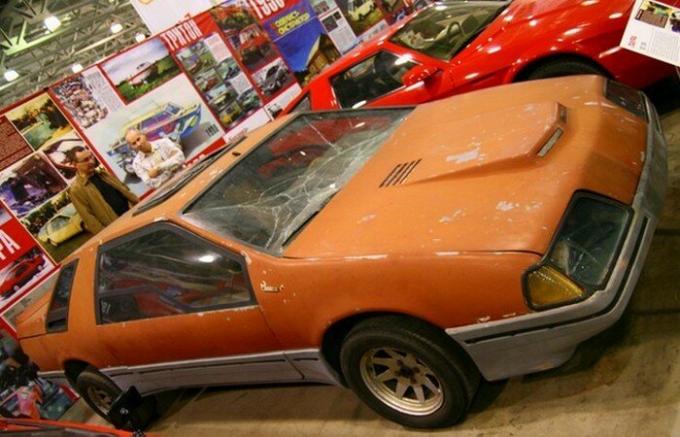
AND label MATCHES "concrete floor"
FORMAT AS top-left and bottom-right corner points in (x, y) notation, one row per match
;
(64, 81), (680, 436)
